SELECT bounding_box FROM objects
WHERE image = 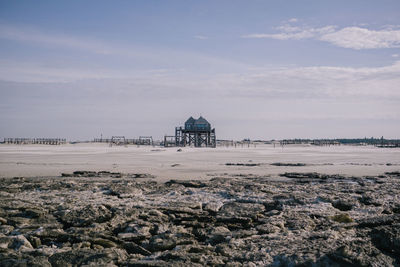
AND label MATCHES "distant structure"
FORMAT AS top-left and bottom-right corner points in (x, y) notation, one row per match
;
(93, 136), (154, 146)
(110, 136), (126, 146)
(164, 116), (216, 147)
(3, 138), (66, 145)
